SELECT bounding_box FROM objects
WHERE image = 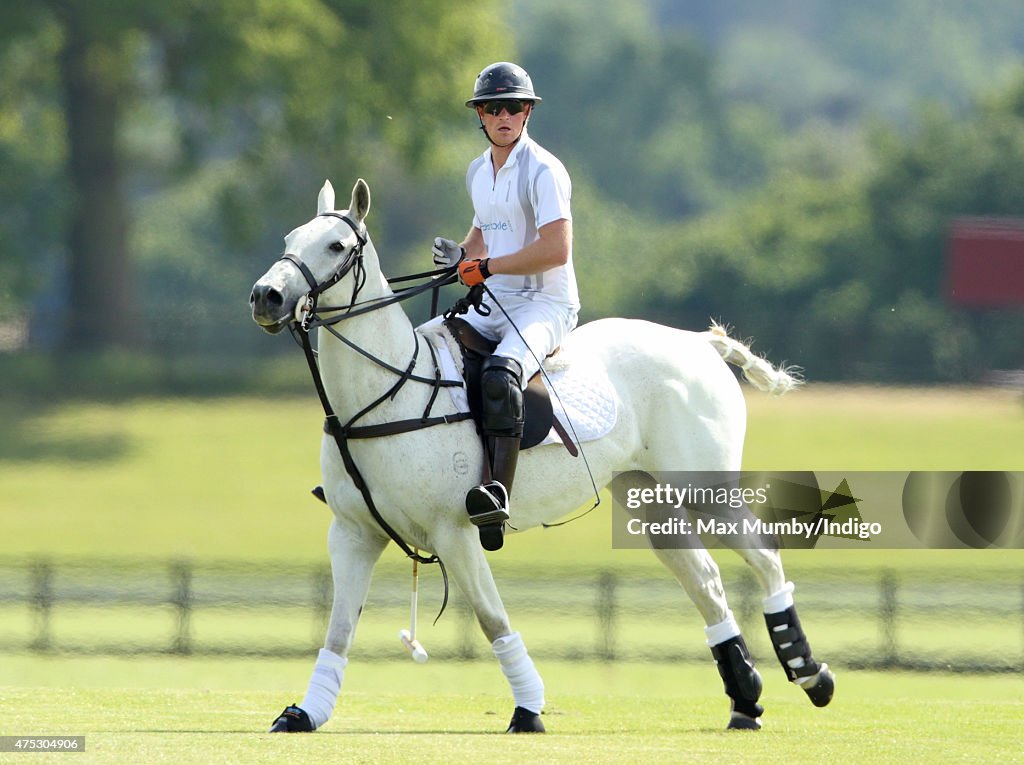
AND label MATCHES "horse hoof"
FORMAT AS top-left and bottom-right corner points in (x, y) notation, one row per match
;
(506, 706), (545, 733)
(803, 663), (835, 707)
(269, 705), (314, 733)
(727, 711), (762, 730)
